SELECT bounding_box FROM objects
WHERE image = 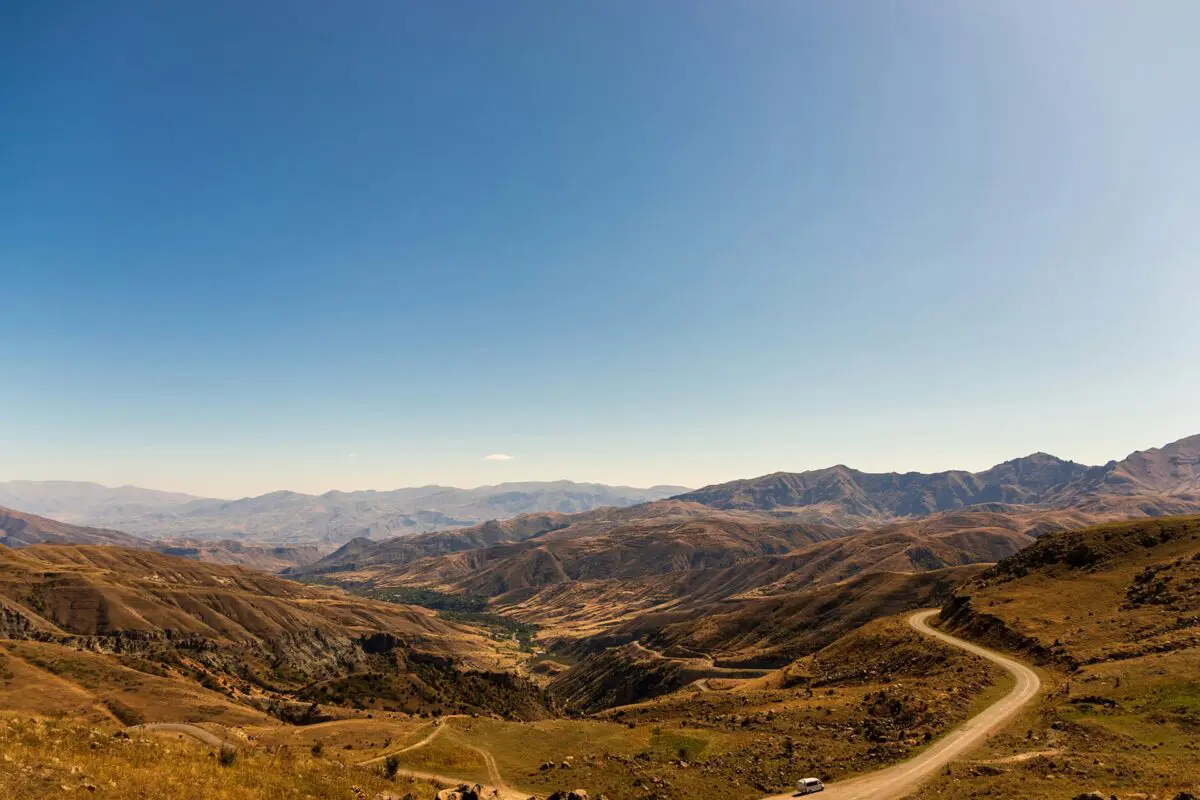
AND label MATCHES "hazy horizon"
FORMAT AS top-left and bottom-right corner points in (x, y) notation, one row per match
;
(2, 428), (1195, 500)
(4, 2), (1199, 498)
